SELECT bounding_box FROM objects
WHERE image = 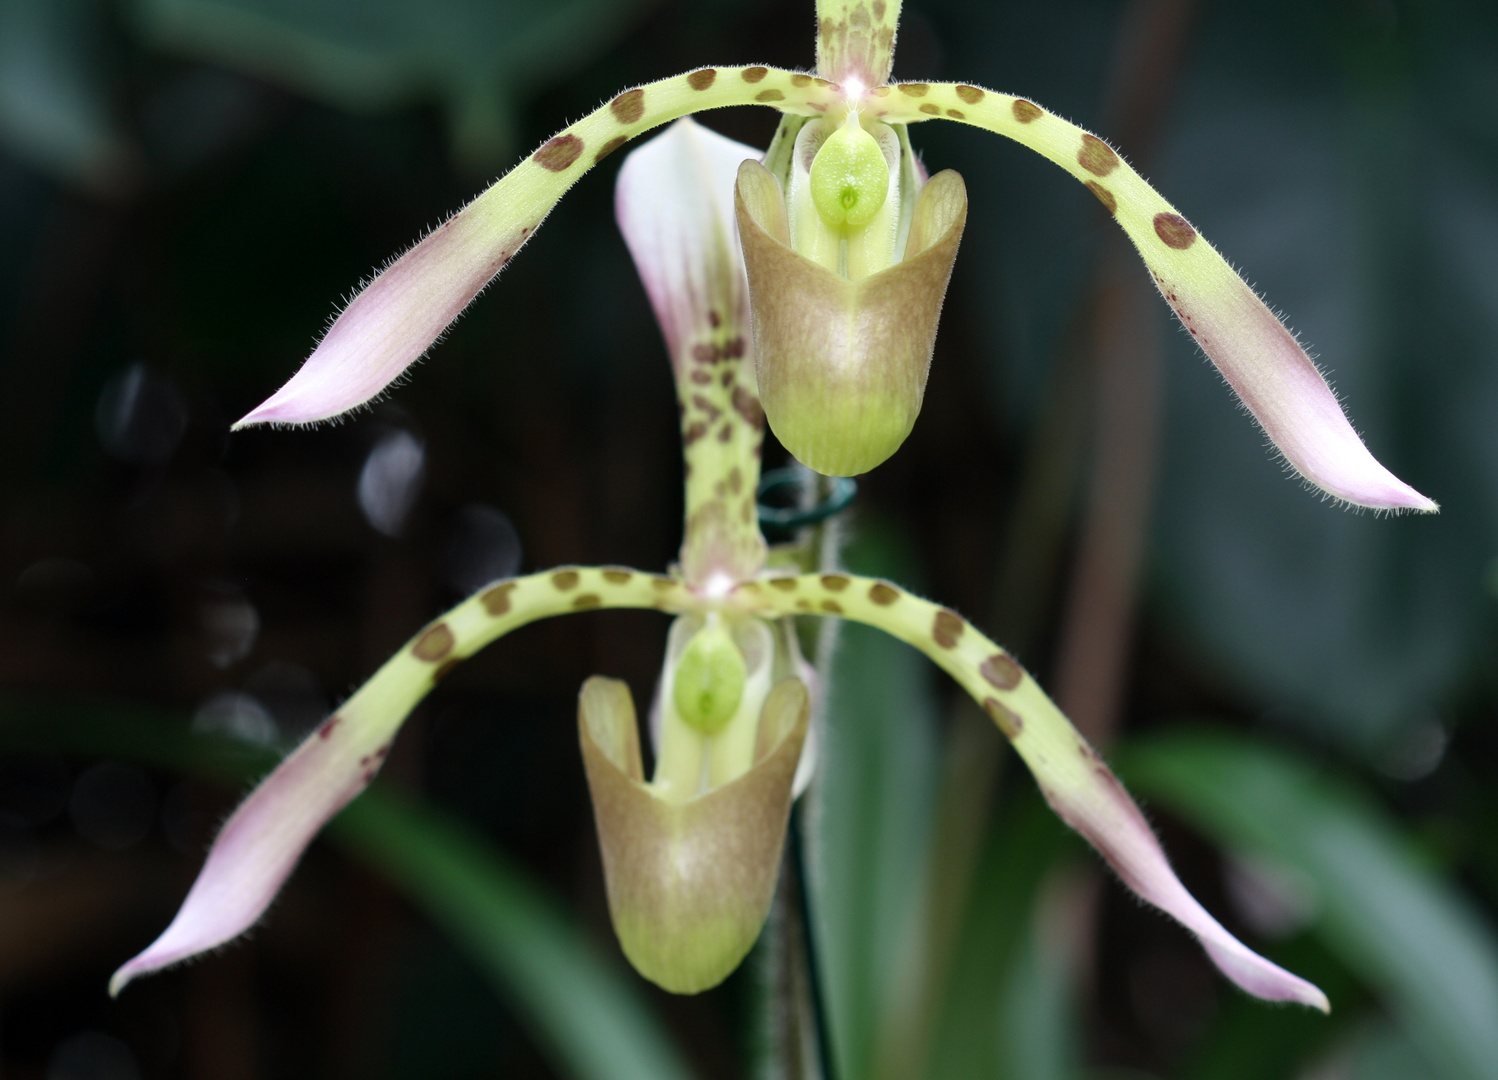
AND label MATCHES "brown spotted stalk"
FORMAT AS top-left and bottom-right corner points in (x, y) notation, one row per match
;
(119, 0), (1420, 1011)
